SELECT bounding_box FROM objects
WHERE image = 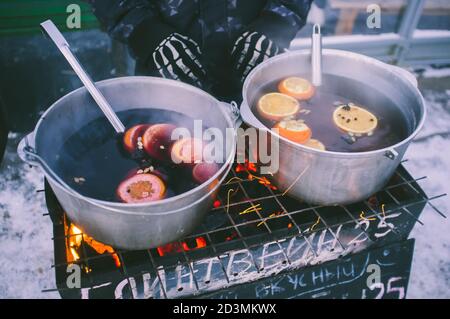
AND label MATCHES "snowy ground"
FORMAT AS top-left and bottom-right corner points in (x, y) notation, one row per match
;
(402, 74), (450, 299)
(0, 133), (59, 298)
(0, 73), (449, 299)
